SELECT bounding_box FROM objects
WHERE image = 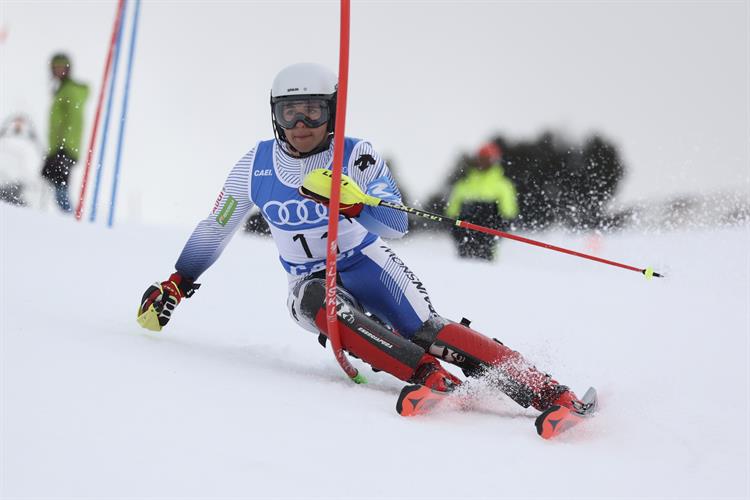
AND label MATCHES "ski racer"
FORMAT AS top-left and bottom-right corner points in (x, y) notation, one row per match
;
(137, 62), (585, 416)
